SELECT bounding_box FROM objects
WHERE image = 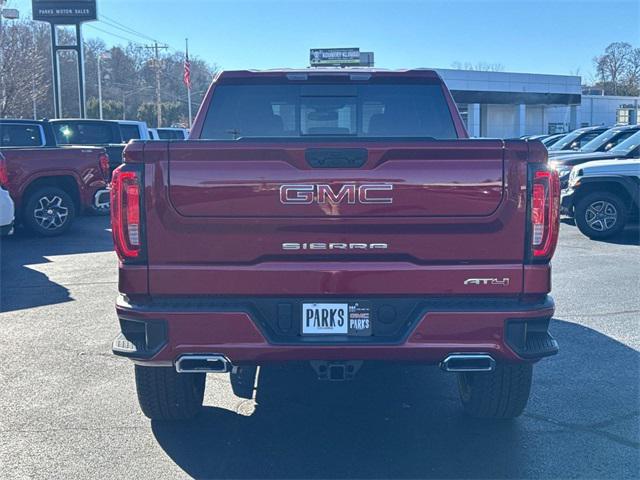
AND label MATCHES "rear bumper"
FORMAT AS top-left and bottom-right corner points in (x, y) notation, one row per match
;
(113, 294), (557, 365)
